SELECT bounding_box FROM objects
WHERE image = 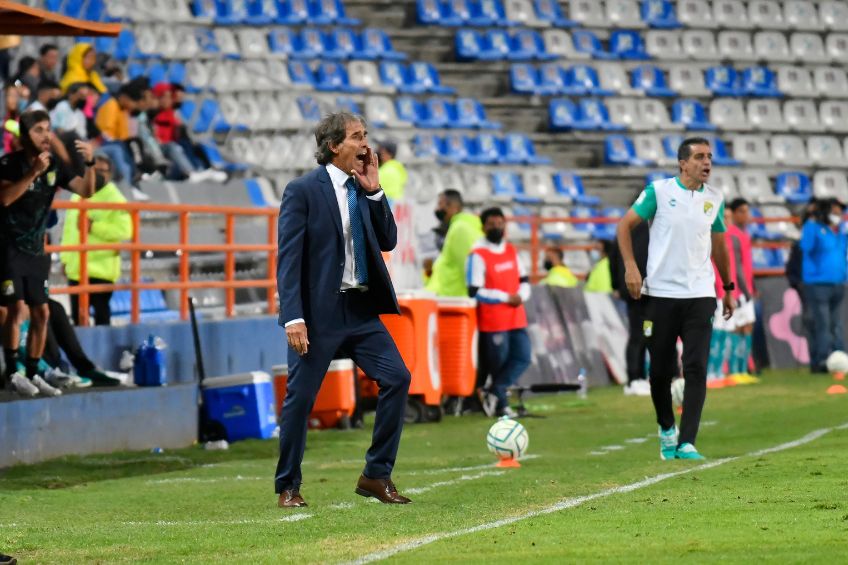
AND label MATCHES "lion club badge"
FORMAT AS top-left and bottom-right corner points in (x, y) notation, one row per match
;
(703, 202), (714, 215)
